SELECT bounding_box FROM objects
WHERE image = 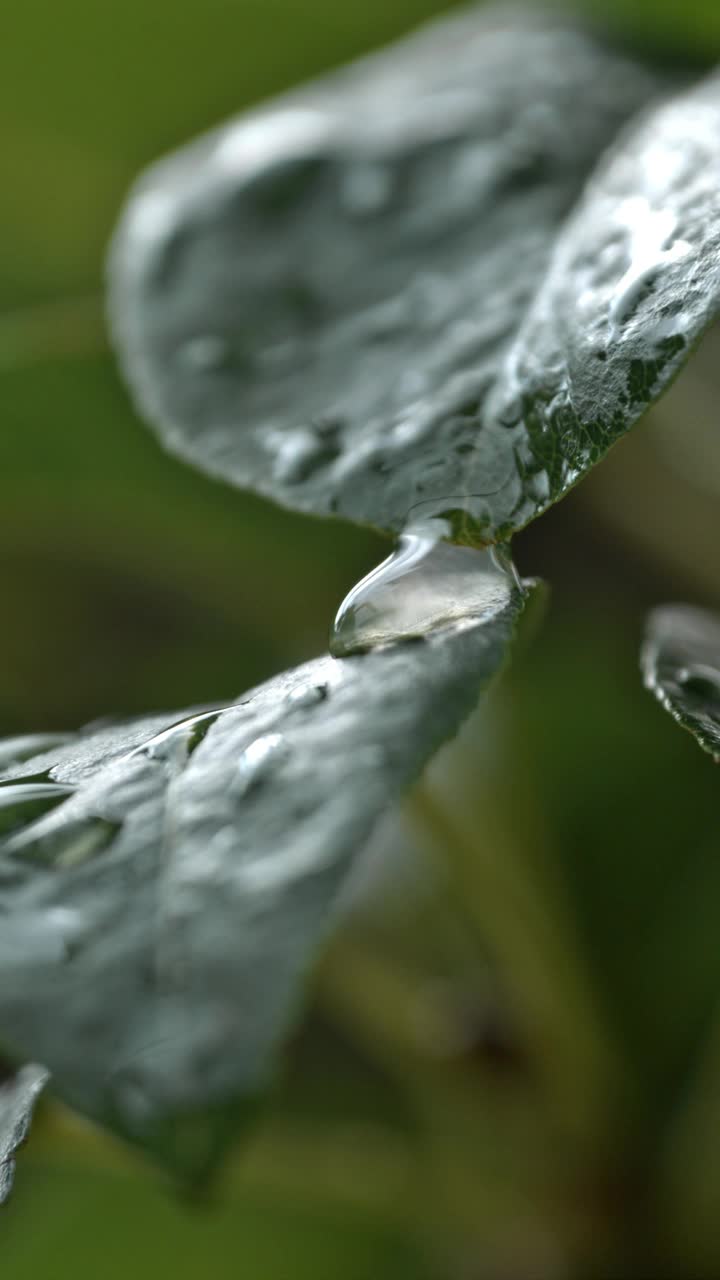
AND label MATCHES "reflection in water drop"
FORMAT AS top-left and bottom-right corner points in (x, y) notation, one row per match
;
(331, 518), (520, 658)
